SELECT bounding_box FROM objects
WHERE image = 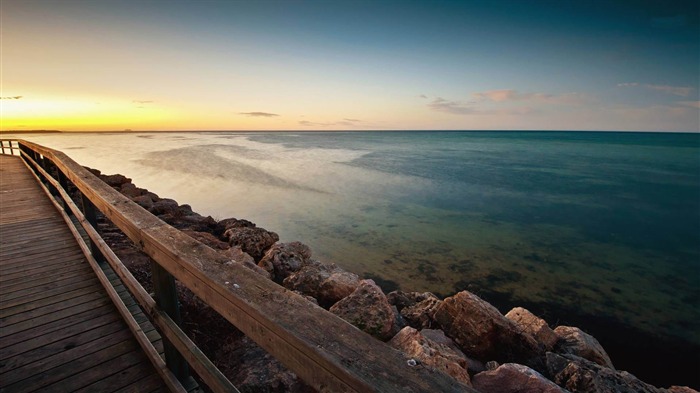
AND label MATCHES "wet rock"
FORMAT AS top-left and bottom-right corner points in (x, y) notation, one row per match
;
(389, 327), (471, 385)
(283, 262), (360, 308)
(329, 279), (395, 341)
(472, 363), (567, 393)
(433, 290), (540, 363)
(183, 230), (229, 250)
(421, 328), (485, 374)
(400, 296), (442, 329)
(387, 291), (439, 311)
(554, 326), (614, 369)
(506, 307), (559, 351)
(102, 174), (131, 187)
(546, 352), (661, 393)
(258, 242), (312, 283)
(214, 217), (256, 237)
(224, 226), (279, 261)
(149, 198), (180, 216)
